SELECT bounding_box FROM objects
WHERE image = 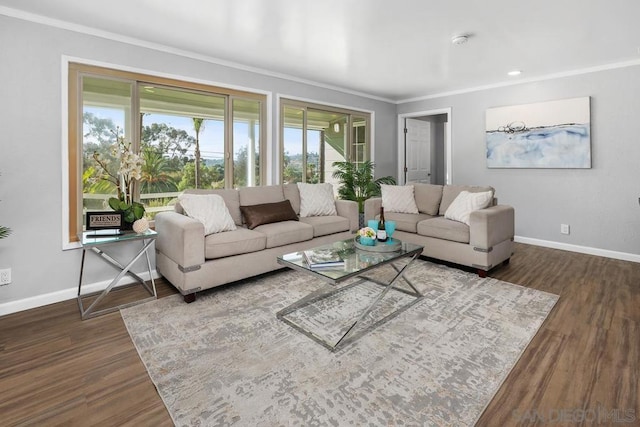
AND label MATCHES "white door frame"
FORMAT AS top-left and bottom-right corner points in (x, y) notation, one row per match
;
(397, 108), (452, 185)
